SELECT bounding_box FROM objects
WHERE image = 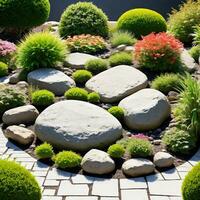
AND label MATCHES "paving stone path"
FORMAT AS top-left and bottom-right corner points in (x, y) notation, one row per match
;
(0, 128), (200, 200)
